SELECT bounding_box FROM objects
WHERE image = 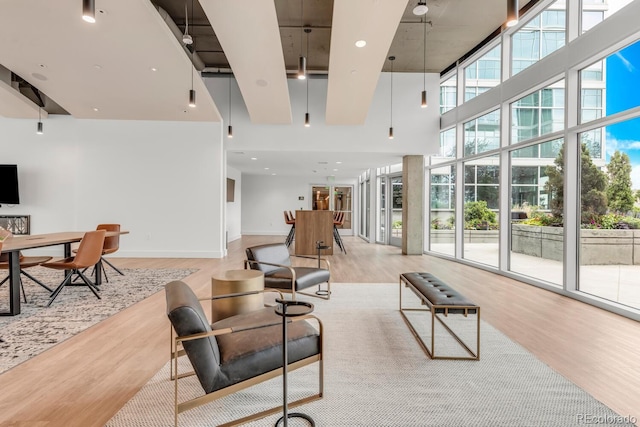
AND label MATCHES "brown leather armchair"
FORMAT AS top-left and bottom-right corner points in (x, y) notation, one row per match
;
(245, 243), (331, 300)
